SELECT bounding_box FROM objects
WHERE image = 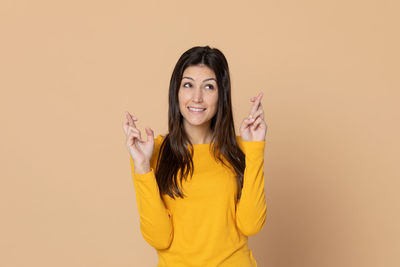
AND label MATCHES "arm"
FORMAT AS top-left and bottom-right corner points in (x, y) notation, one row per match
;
(129, 136), (174, 250)
(235, 140), (267, 236)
